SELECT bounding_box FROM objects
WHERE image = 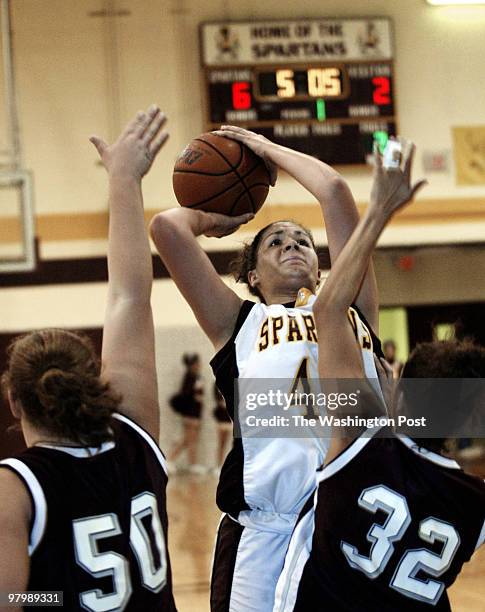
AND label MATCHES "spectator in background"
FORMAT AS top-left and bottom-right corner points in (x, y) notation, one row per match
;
(212, 384), (232, 475)
(169, 353), (205, 474)
(383, 339), (403, 378)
